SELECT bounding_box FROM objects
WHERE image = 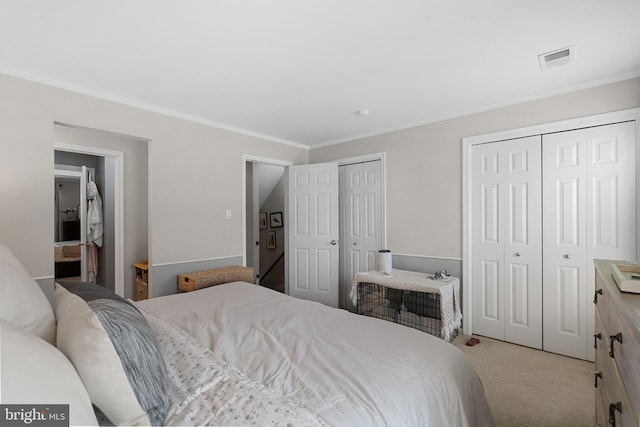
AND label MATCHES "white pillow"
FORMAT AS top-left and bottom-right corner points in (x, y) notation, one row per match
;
(0, 318), (98, 426)
(55, 282), (168, 426)
(0, 242), (55, 344)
